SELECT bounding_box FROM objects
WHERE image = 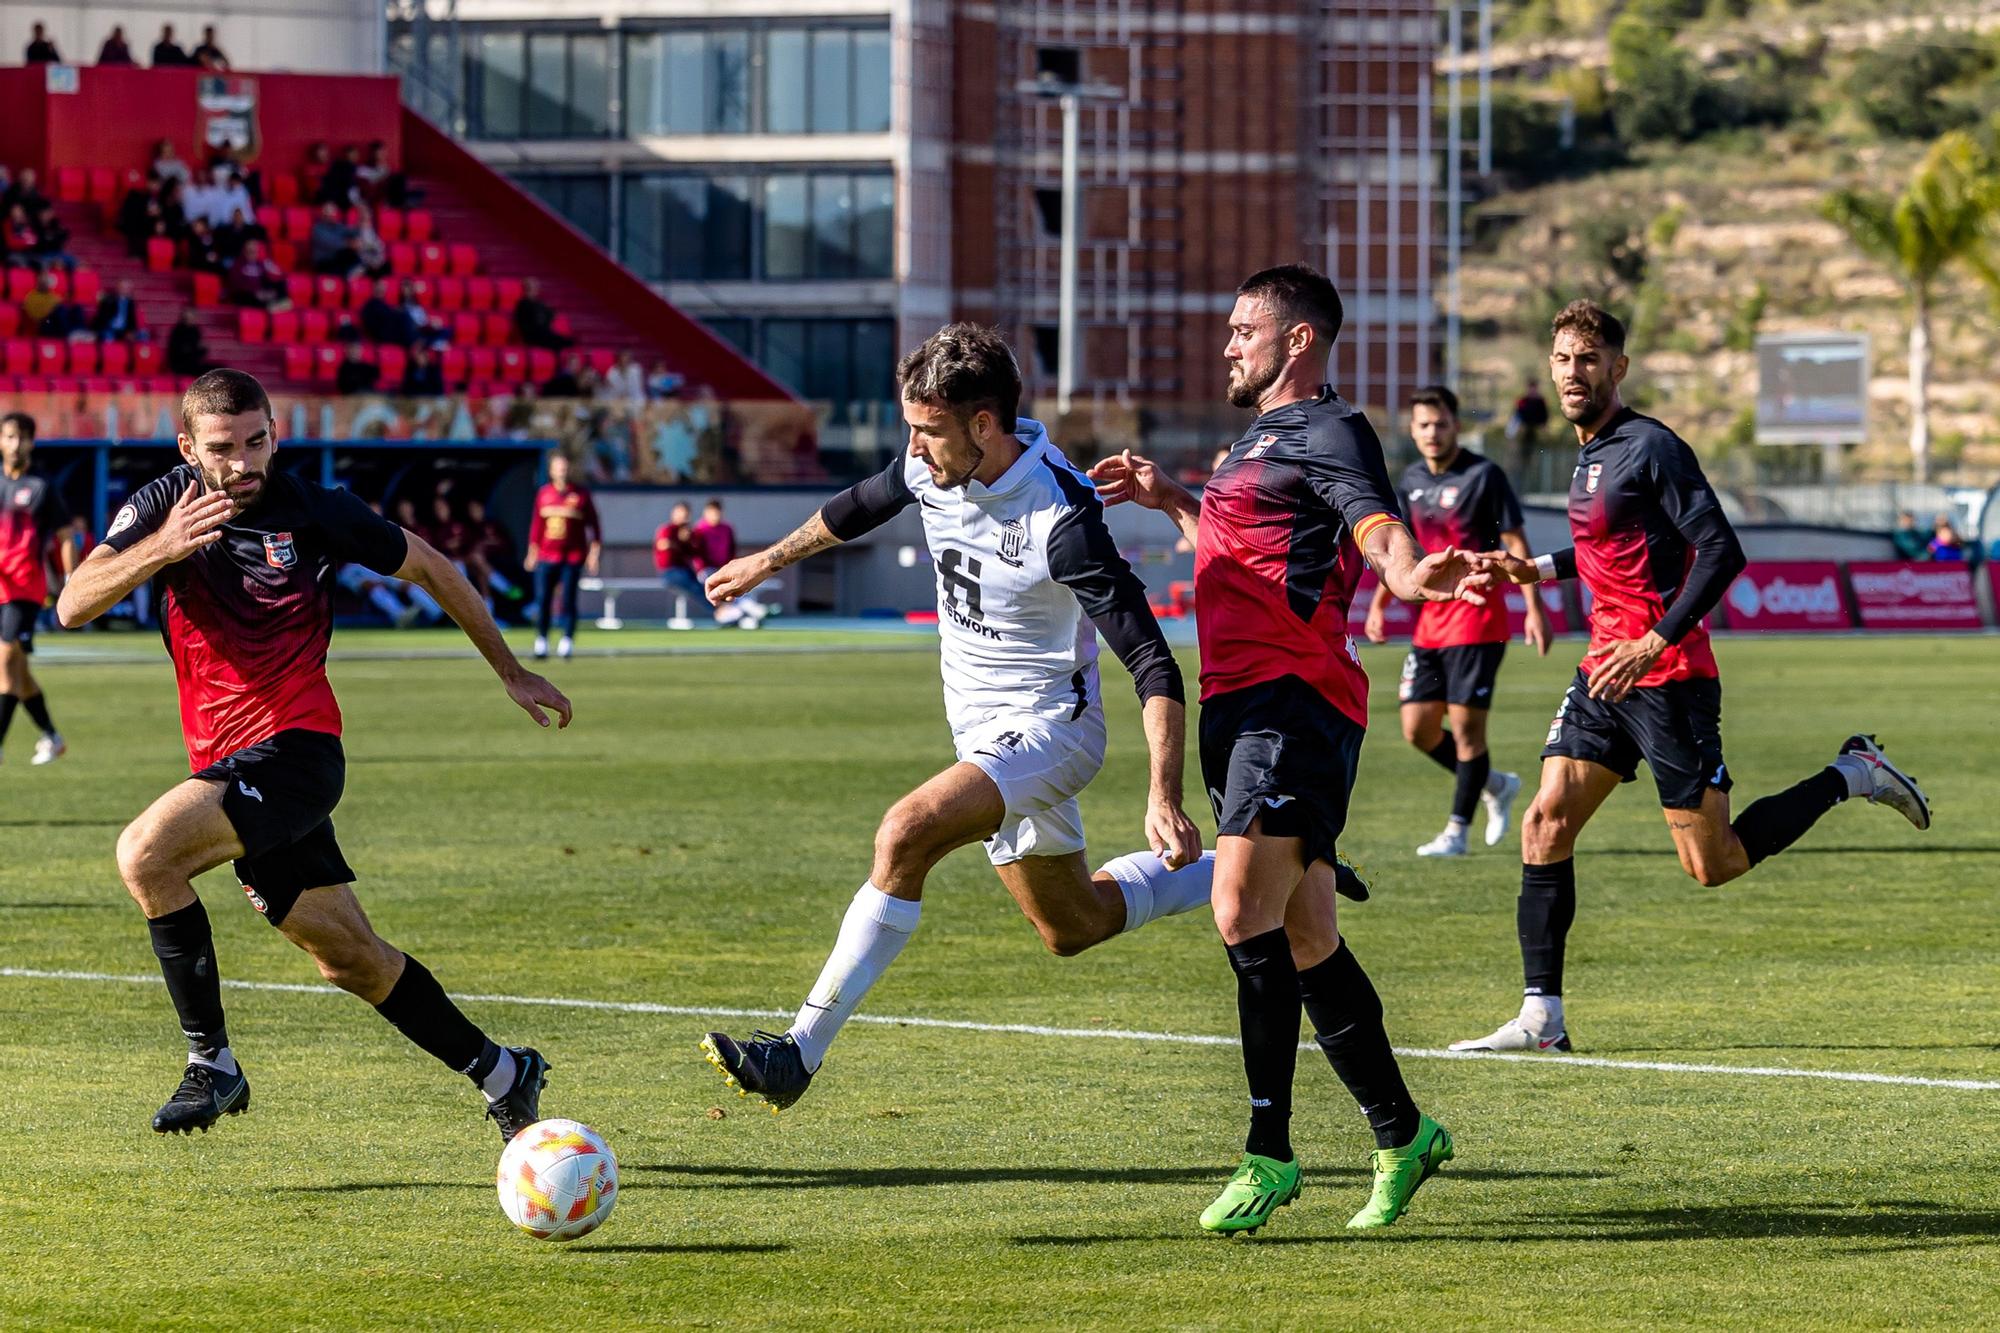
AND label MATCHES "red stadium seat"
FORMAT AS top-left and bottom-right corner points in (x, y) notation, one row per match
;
(45, 376), (82, 395)
(468, 347), (497, 382)
(312, 345), (342, 382)
(285, 274), (314, 309)
(497, 347), (527, 382)
(72, 270), (100, 306)
(450, 313), (480, 347)
(270, 310), (300, 344)
(2, 340), (32, 375)
(465, 277), (495, 312)
(88, 167), (118, 205)
(192, 271), (222, 307)
(405, 210), (435, 242)
(494, 278), (523, 311)
(132, 343), (161, 375)
(256, 205), (281, 235)
(283, 346), (311, 380)
(69, 342), (98, 376)
(482, 313), (511, 347)
(0, 308), (17, 338)
(314, 275), (344, 309)
(81, 377), (114, 396)
(147, 237), (175, 272)
(100, 342), (130, 376)
(271, 174), (300, 206)
(417, 243), (448, 276)
(440, 347), (468, 388)
(376, 208), (404, 243)
(34, 341), (65, 376)
(435, 278), (465, 312)
(238, 309), (270, 343)
(448, 244), (478, 277)
(137, 375), (173, 394)
(283, 207), (313, 241)
(346, 274), (372, 308)
(12, 375), (49, 394)
(377, 344), (408, 385)
(405, 276), (433, 306)
(527, 348), (556, 383)
(300, 310), (330, 343)
(54, 167), (86, 203)
(6, 269), (35, 302)
(271, 242), (298, 271)
(584, 347), (615, 377)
